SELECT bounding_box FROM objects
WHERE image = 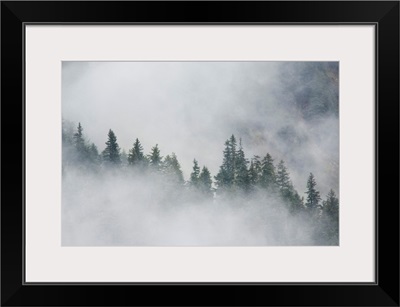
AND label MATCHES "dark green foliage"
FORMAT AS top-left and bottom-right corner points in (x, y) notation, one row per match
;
(190, 159), (200, 187)
(163, 153), (184, 185)
(62, 122), (103, 173)
(215, 135), (237, 191)
(148, 144), (162, 171)
(190, 159), (213, 198)
(234, 139), (250, 192)
(215, 135), (252, 194)
(102, 129), (121, 165)
(305, 173), (321, 214)
(73, 123), (84, 146)
(260, 153), (276, 190)
(198, 166), (213, 198)
(289, 191), (305, 214)
(276, 160), (291, 191)
(248, 156), (262, 189)
(275, 160), (305, 213)
(128, 138), (147, 168)
(320, 189), (339, 244)
(73, 123), (88, 161)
